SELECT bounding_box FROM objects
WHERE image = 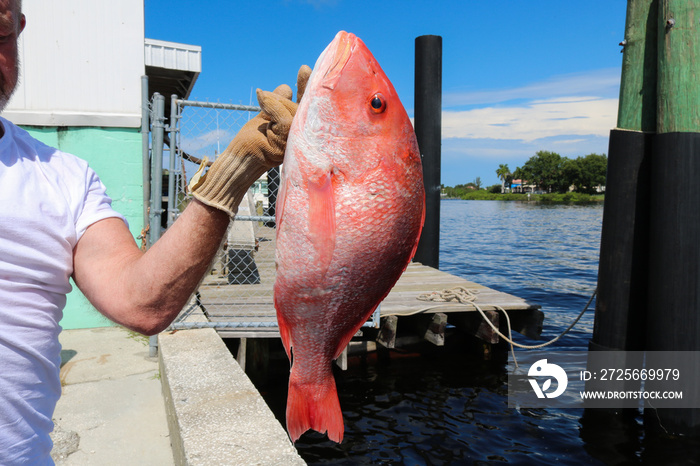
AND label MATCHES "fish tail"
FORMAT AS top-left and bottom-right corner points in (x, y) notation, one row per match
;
(286, 368), (344, 443)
